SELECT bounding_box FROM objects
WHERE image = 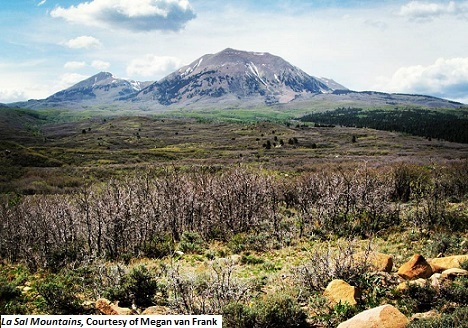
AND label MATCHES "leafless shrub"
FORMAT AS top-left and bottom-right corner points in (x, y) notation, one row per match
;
(294, 239), (373, 294)
(0, 163), (463, 270)
(168, 259), (256, 314)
